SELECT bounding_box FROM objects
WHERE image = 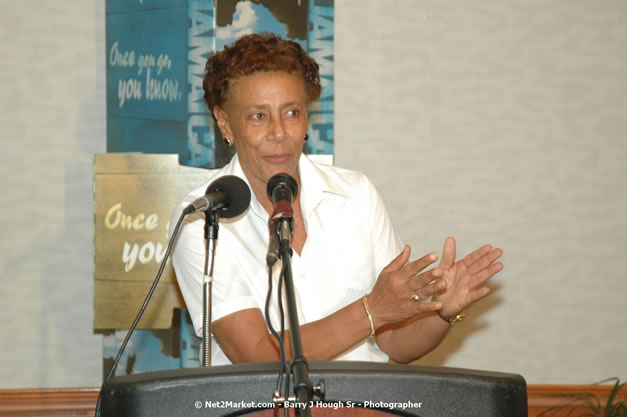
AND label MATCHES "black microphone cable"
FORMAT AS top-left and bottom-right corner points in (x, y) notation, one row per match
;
(277, 260), (290, 417)
(264, 261), (288, 403)
(94, 211), (186, 417)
